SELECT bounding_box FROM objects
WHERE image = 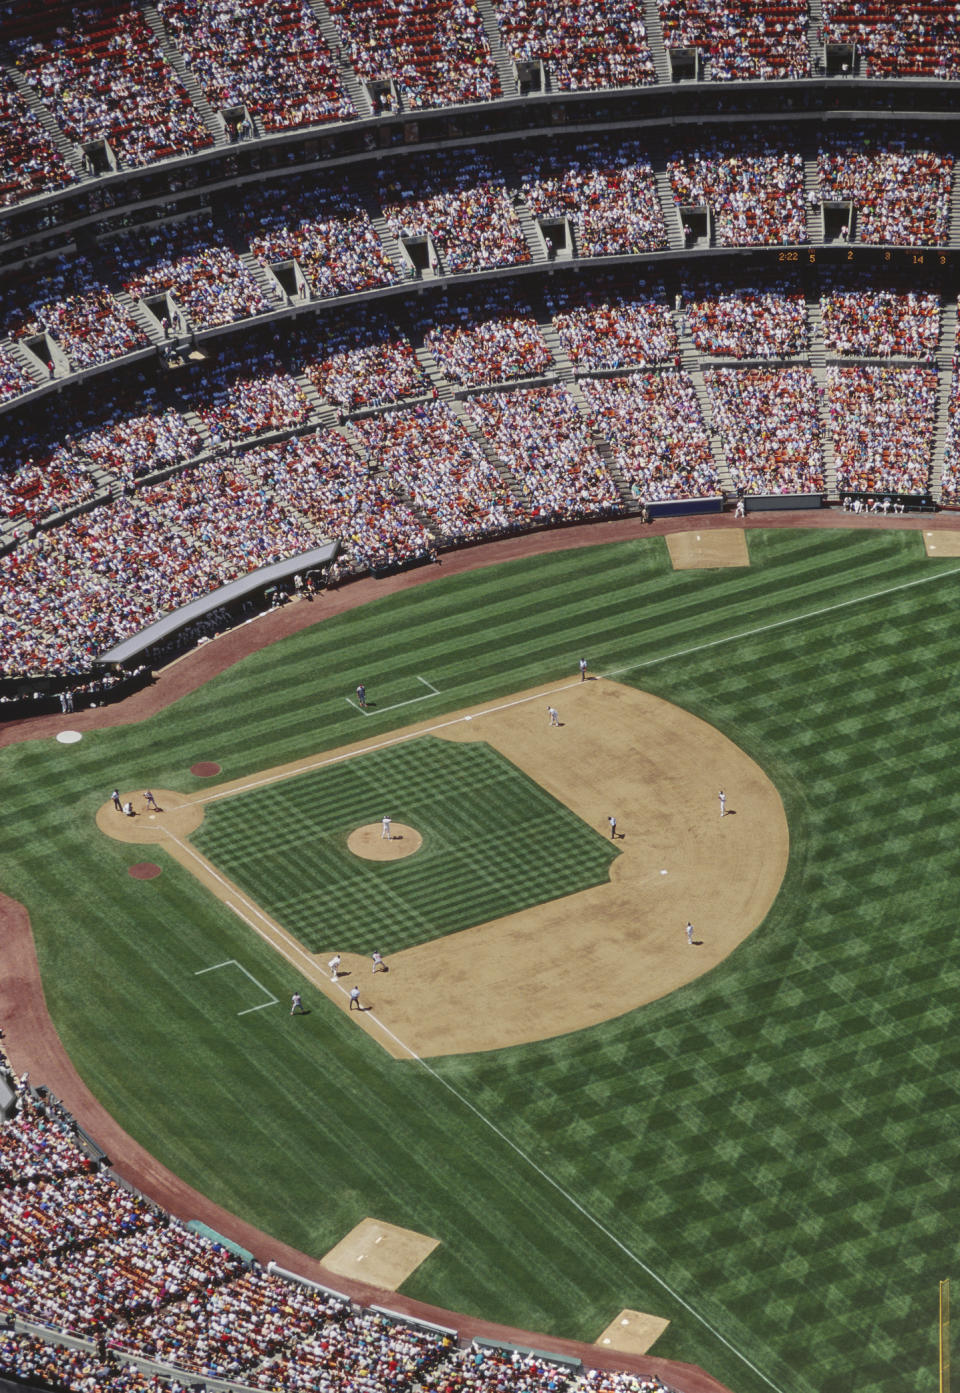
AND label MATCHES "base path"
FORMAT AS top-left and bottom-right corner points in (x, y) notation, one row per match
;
(97, 679), (788, 1059)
